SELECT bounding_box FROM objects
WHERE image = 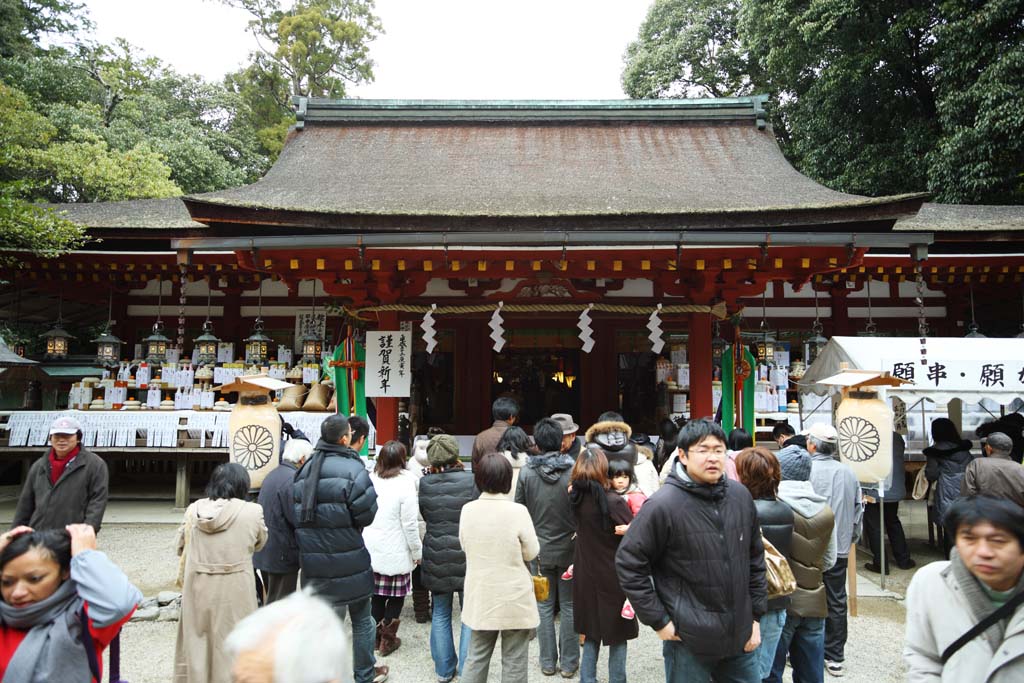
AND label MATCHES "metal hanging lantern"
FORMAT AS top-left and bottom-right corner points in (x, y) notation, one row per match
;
(42, 292), (73, 359)
(245, 280), (271, 364)
(194, 321), (220, 366)
(194, 286), (220, 365)
(300, 279), (324, 363)
(711, 320), (728, 362)
(144, 321), (171, 363)
(804, 286), (828, 365)
(754, 288), (776, 363)
(964, 285), (986, 338)
(144, 278), (171, 363)
(92, 288), (123, 367)
(245, 319), (271, 364)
